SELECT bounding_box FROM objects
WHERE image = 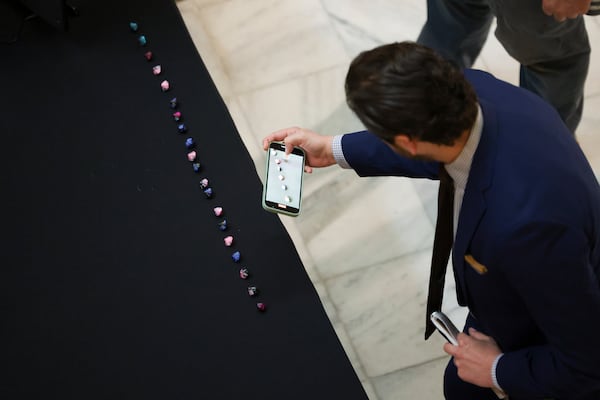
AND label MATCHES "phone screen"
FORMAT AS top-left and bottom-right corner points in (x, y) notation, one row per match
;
(263, 142), (304, 216)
